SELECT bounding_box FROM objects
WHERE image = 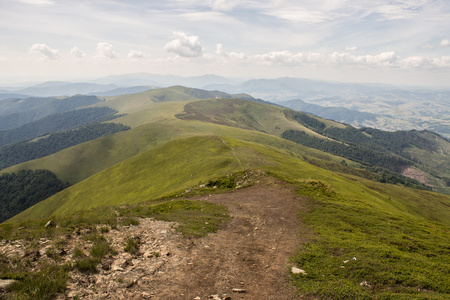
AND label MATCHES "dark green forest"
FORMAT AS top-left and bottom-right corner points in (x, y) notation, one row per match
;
(0, 170), (68, 223)
(0, 95), (101, 130)
(282, 110), (433, 190)
(0, 122), (130, 169)
(0, 107), (121, 146)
